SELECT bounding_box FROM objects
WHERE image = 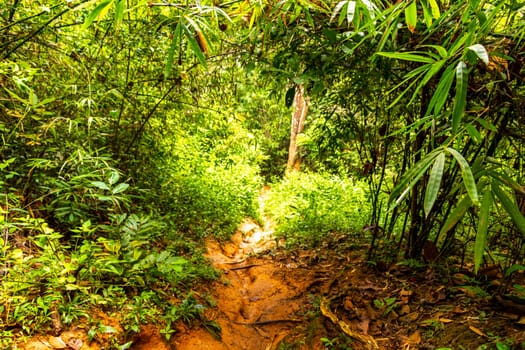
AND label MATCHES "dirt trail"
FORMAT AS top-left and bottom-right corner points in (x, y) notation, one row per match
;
(173, 188), (318, 350)
(20, 188), (525, 349)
